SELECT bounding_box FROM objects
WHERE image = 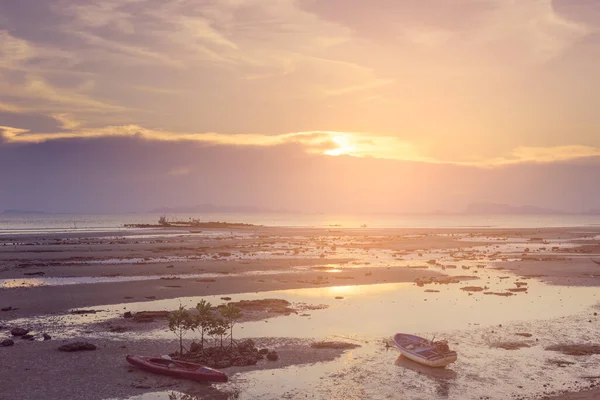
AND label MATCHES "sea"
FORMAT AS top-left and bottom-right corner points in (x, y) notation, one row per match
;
(1, 212), (600, 235)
